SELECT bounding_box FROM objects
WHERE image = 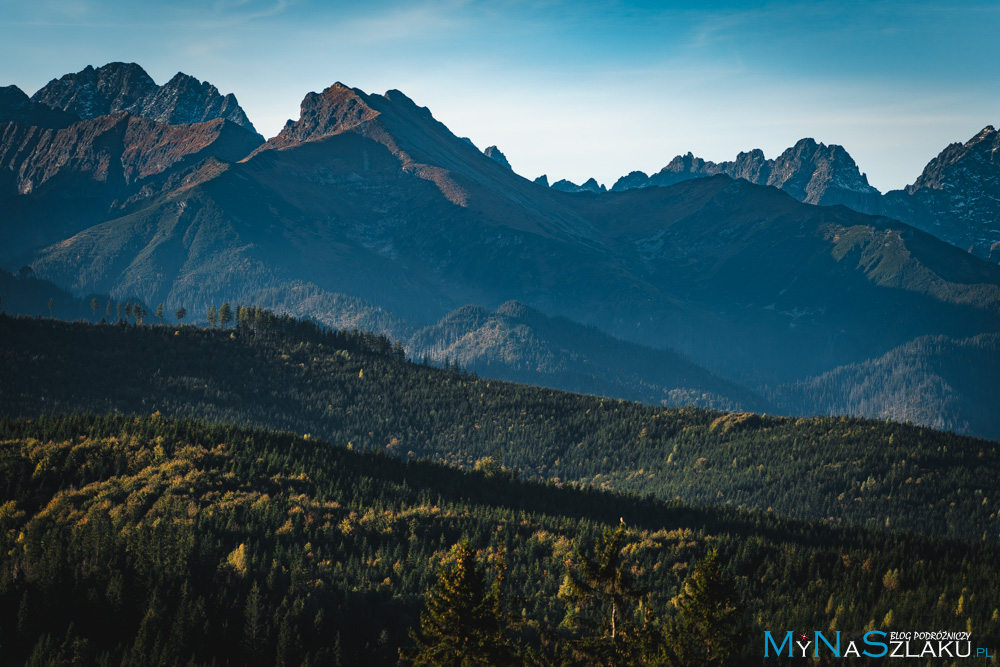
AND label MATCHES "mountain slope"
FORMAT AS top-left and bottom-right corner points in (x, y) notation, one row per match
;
(0, 113), (264, 265)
